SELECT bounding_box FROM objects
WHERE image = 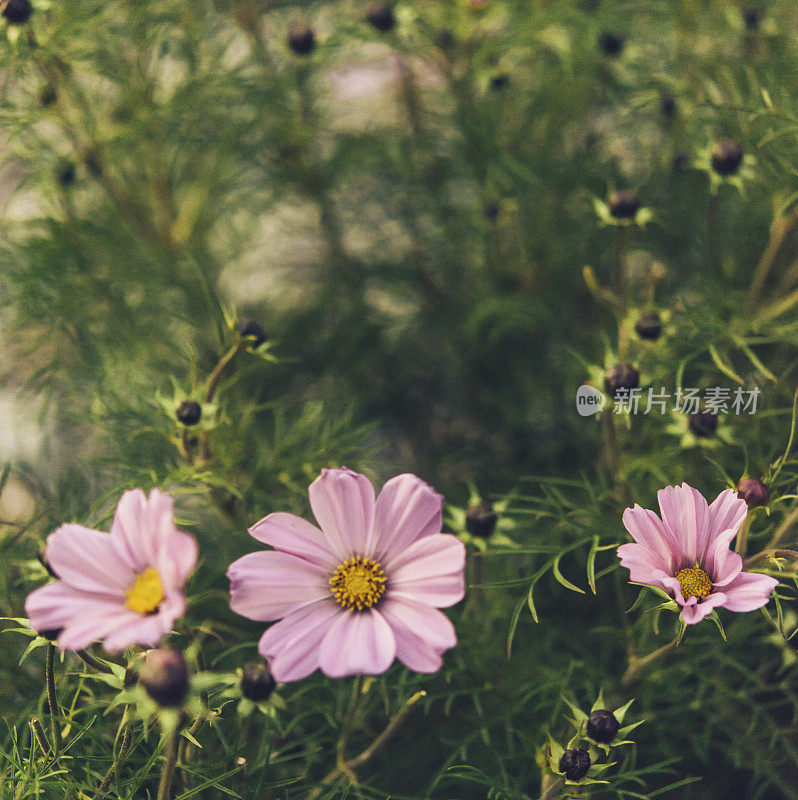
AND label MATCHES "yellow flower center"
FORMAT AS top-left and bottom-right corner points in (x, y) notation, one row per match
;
(329, 556), (386, 611)
(675, 565), (712, 601)
(125, 567), (165, 614)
